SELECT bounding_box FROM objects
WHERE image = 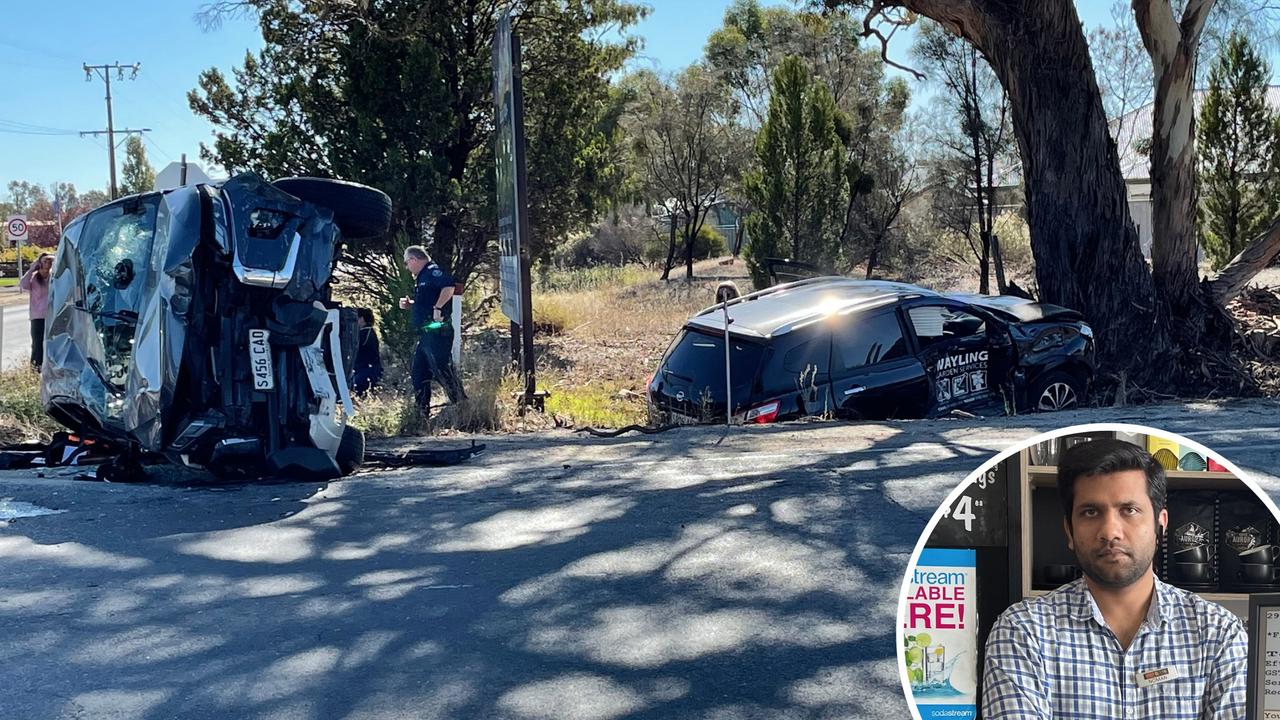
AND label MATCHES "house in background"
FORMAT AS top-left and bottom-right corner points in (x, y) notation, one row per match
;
(1108, 87), (1280, 260)
(653, 196), (749, 254)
